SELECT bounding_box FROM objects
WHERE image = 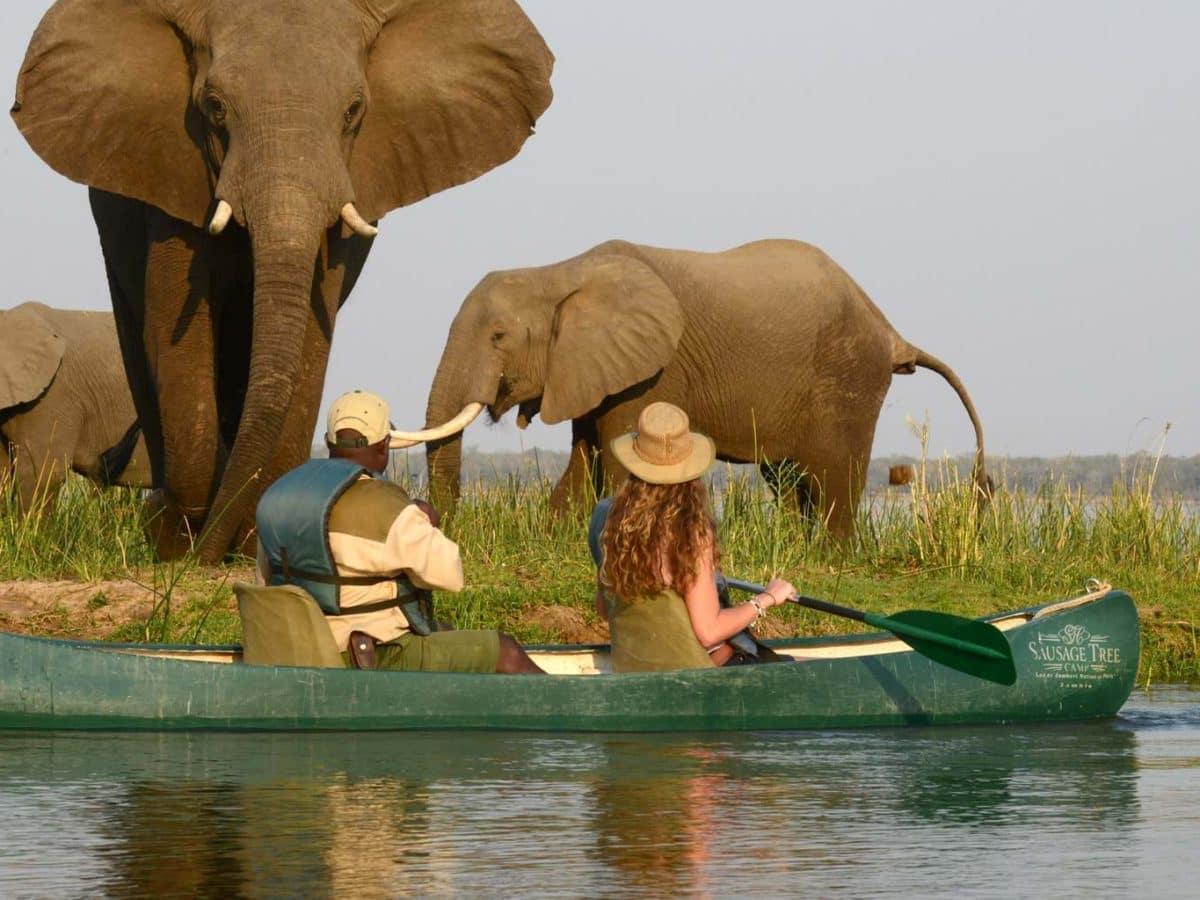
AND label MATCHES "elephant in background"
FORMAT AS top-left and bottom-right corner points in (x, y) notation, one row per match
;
(0, 303), (151, 511)
(423, 239), (989, 537)
(12, 0), (553, 561)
